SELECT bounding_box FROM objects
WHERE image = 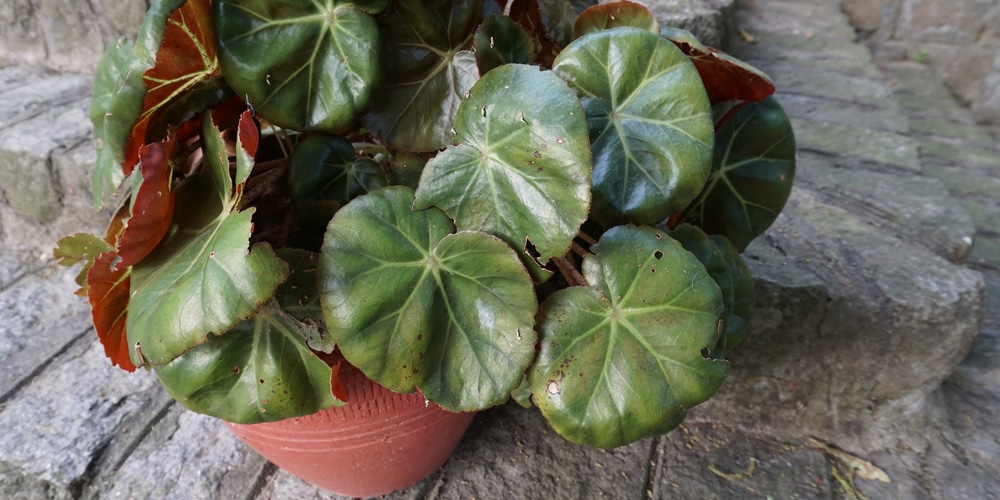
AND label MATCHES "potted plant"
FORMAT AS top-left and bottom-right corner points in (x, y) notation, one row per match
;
(55, 0), (795, 495)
